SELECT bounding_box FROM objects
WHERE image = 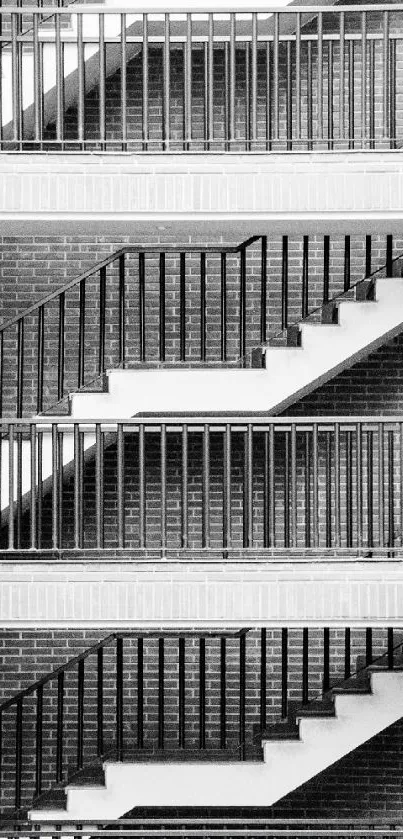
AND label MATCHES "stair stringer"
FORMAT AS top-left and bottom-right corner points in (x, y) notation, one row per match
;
(28, 671), (403, 820)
